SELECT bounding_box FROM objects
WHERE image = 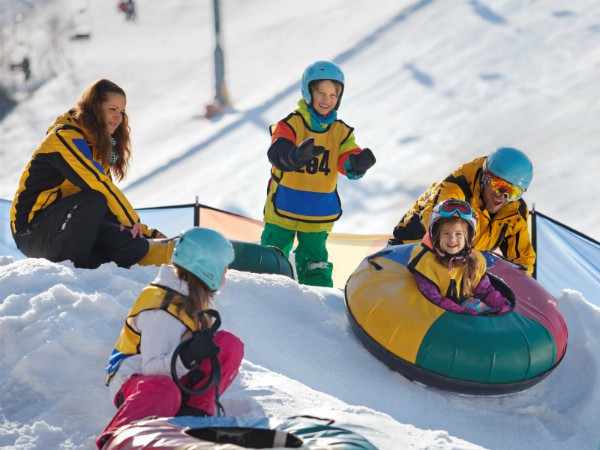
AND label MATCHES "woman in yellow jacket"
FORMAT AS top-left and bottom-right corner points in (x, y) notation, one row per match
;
(10, 79), (165, 268)
(262, 61), (376, 287)
(390, 147), (536, 275)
